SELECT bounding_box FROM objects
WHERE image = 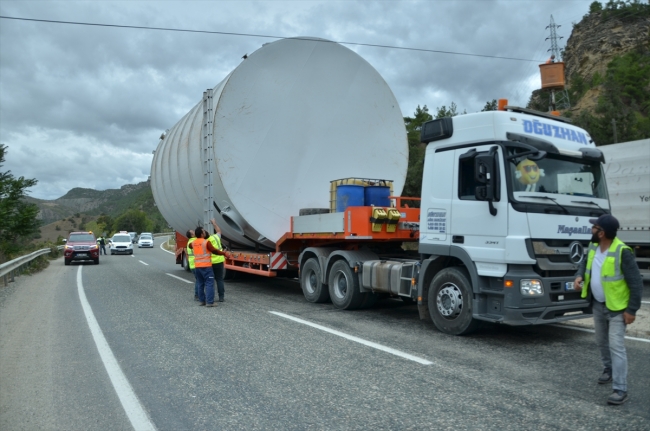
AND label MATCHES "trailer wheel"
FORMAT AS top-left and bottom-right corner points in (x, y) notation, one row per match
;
(428, 267), (479, 335)
(300, 258), (330, 303)
(223, 267), (238, 281)
(328, 260), (364, 310)
(182, 253), (191, 272)
(298, 208), (330, 216)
